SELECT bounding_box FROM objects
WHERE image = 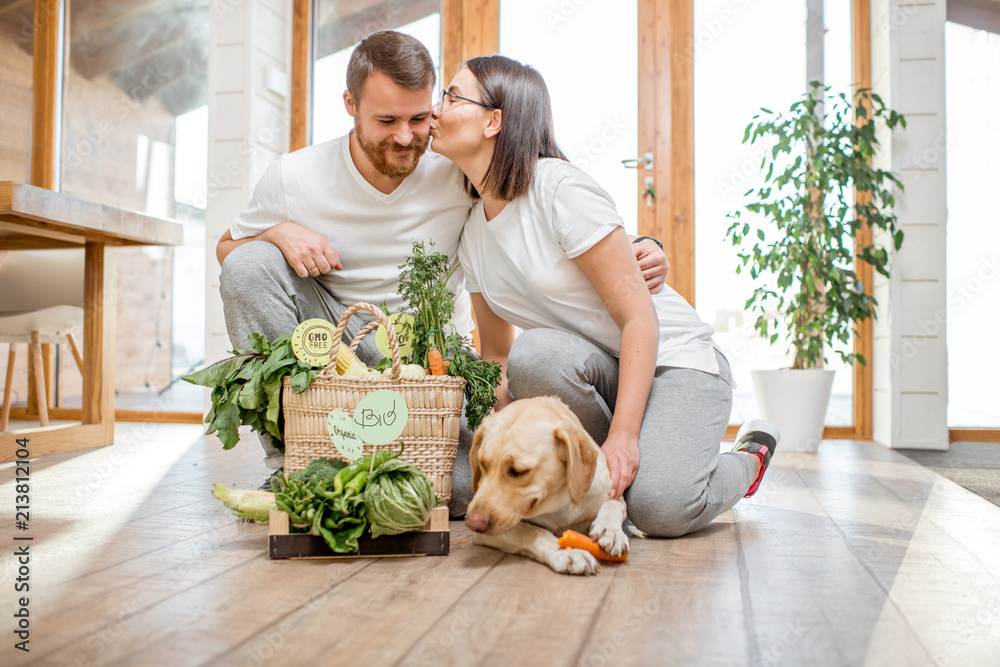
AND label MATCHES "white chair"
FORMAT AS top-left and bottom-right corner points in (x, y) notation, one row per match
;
(0, 249), (85, 432)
